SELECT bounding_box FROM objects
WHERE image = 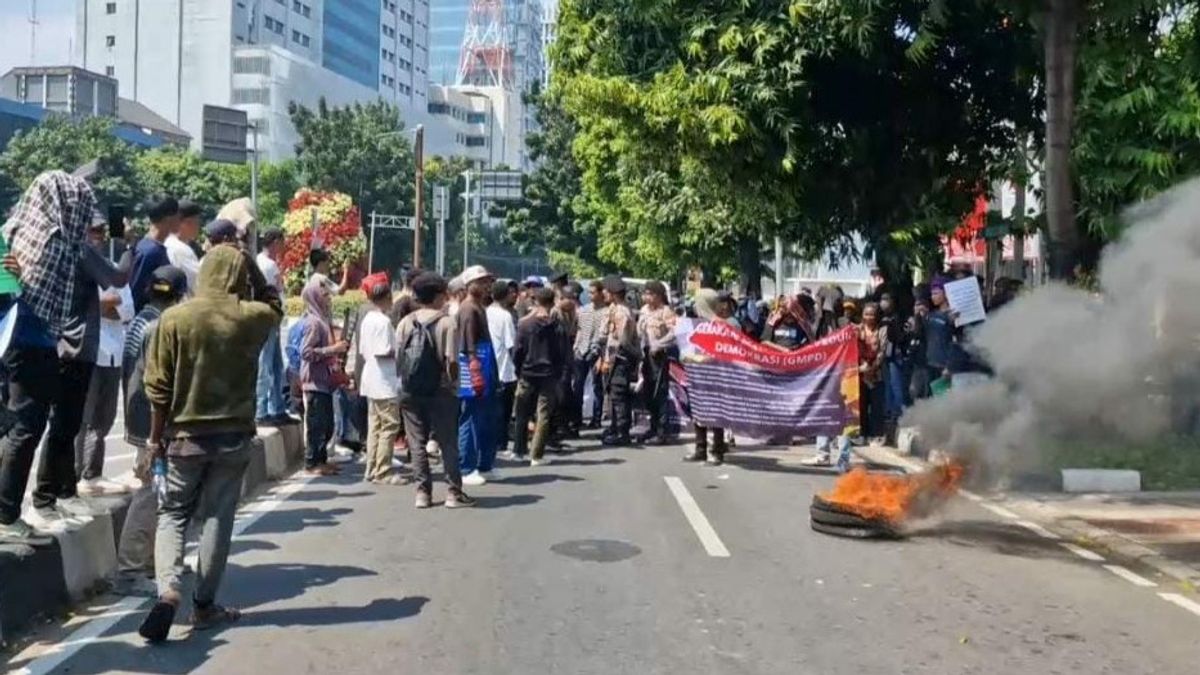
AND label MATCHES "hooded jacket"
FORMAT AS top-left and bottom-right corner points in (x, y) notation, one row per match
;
(514, 311), (566, 381)
(144, 246), (281, 438)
